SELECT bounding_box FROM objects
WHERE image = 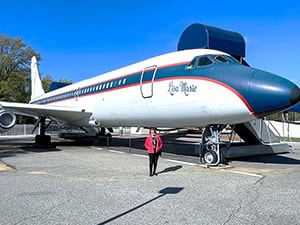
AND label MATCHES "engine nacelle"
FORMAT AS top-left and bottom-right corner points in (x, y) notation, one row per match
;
(0, 111), (16, 132)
